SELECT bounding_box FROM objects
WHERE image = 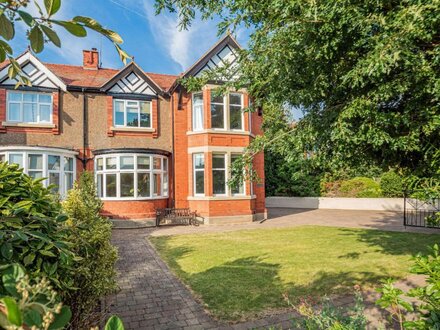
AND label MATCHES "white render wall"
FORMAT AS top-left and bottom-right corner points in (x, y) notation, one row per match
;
(266, 197), (411, 211)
